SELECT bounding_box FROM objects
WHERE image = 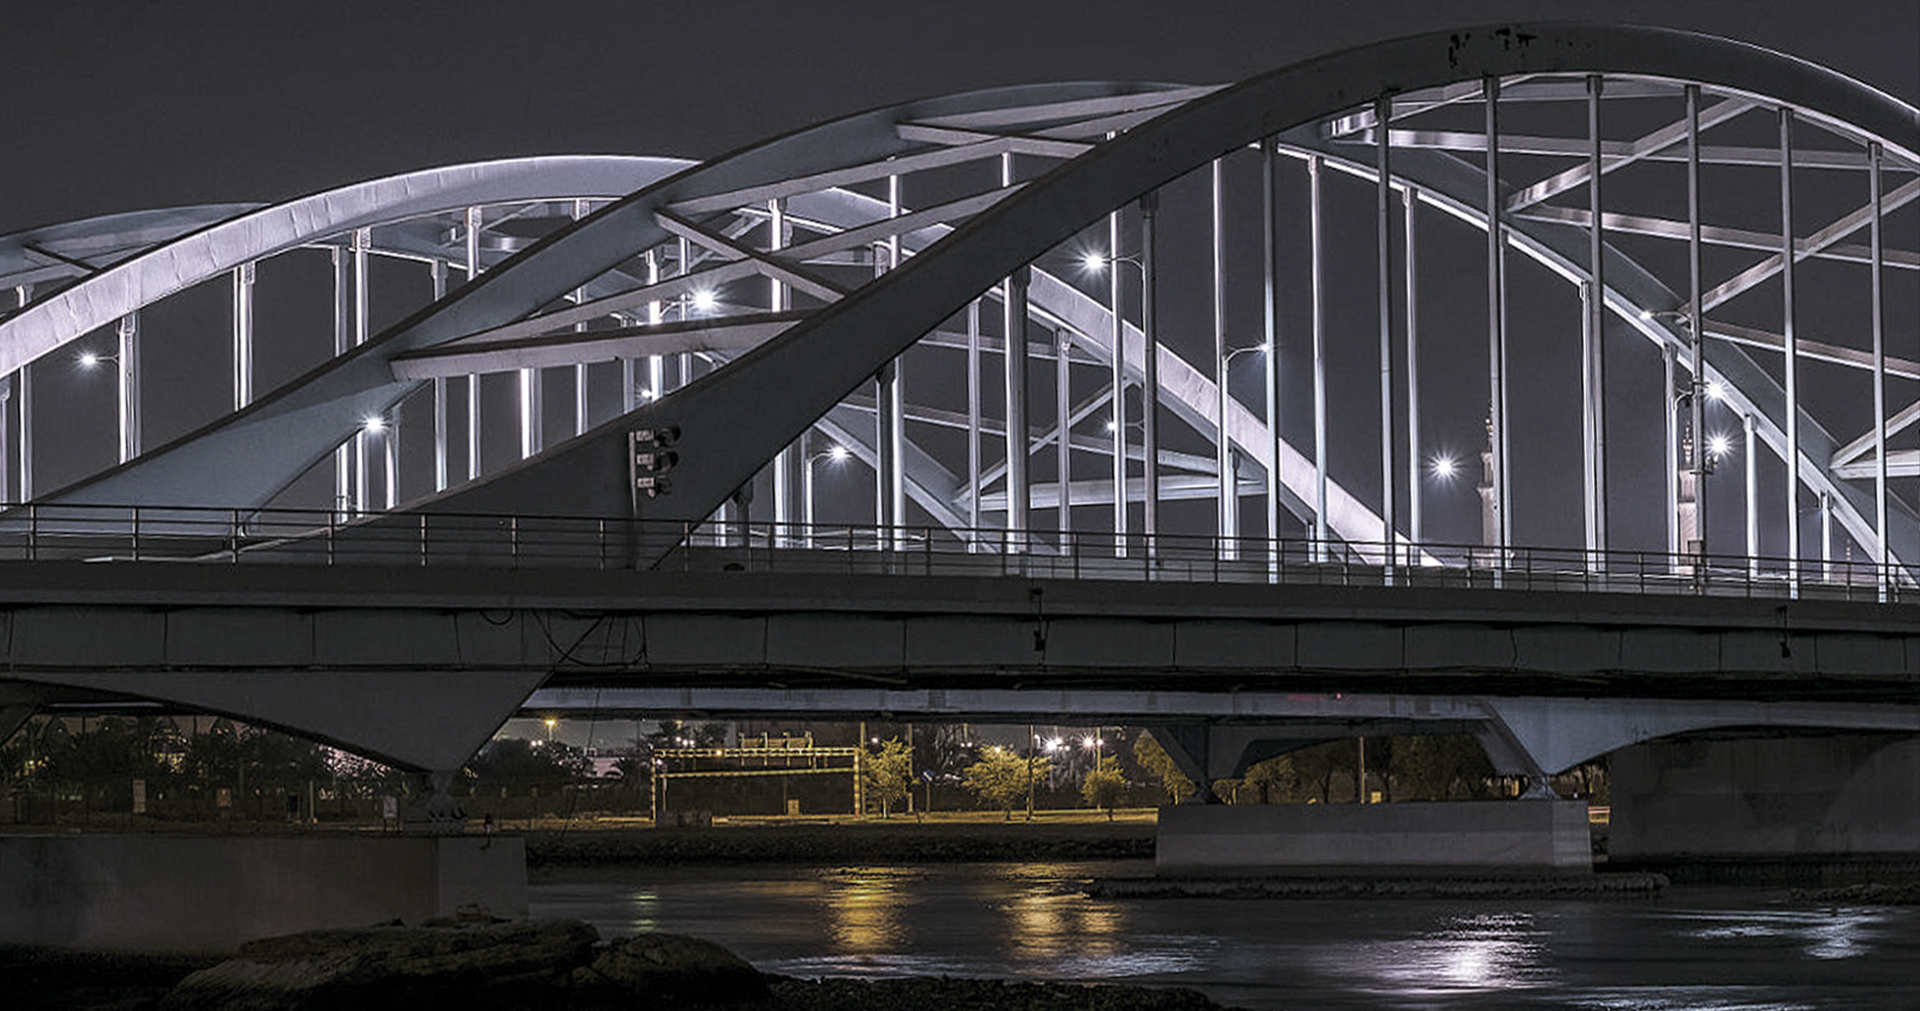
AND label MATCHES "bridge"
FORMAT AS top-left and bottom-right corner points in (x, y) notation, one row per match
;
(1, 24), (1916, 849)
